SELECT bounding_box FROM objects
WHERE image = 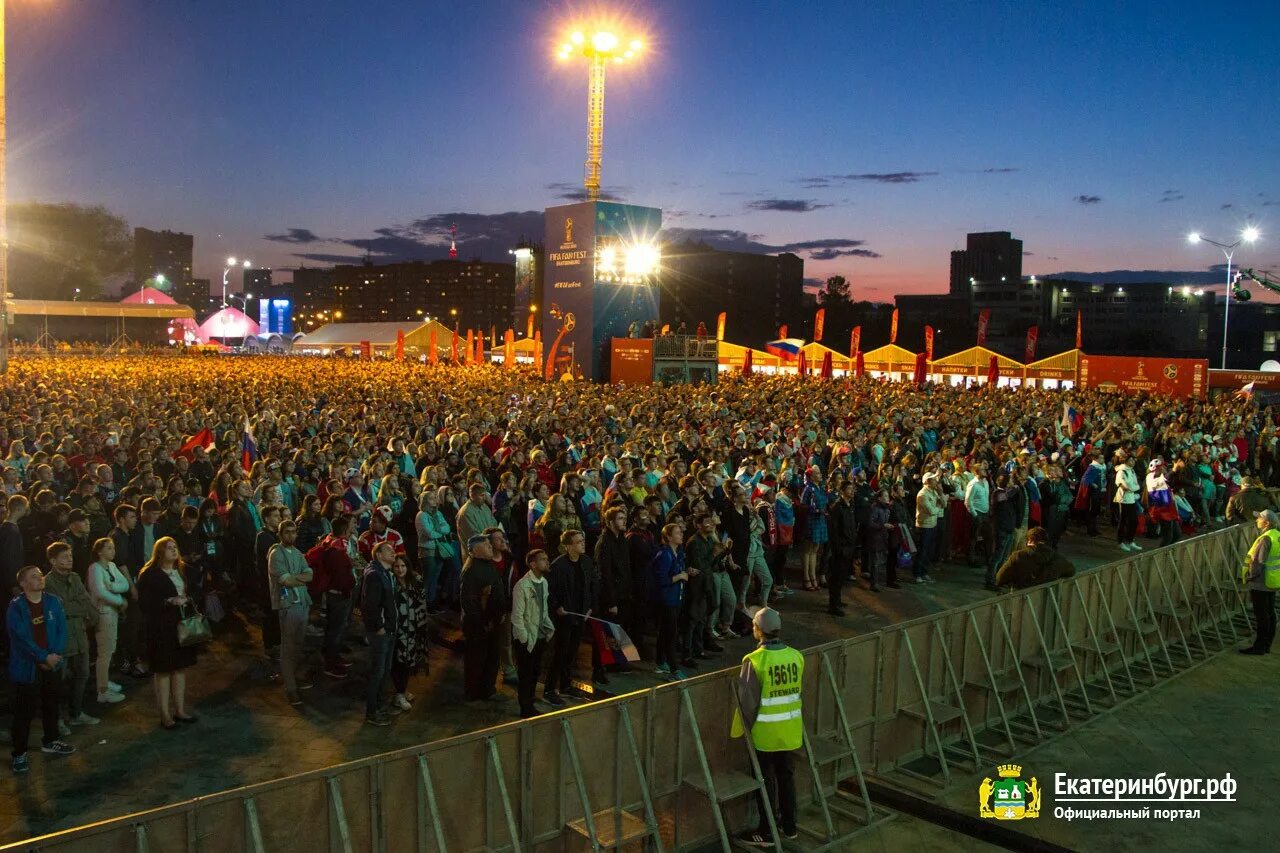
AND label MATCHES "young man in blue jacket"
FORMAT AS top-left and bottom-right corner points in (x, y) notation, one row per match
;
(7, 564), (76, 773)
